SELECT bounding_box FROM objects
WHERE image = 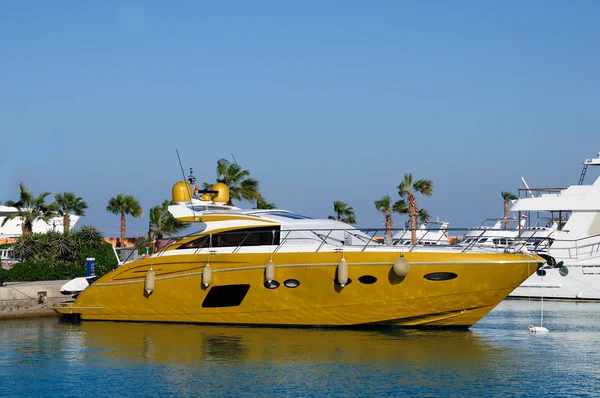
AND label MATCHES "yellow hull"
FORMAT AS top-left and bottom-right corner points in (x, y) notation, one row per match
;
(54, 251), (540, 328)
